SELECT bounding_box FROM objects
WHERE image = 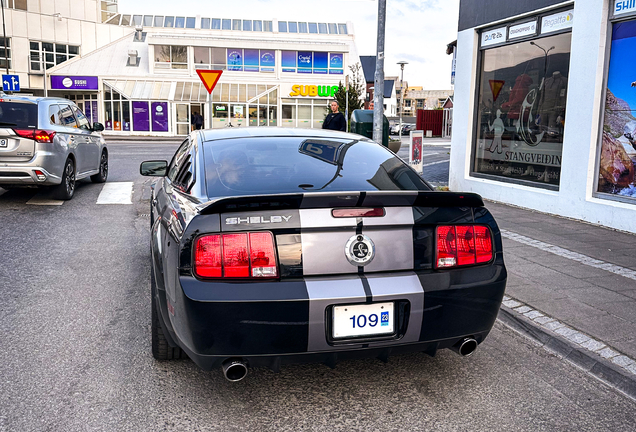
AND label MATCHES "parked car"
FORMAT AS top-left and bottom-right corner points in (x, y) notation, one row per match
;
(390, 123), (401, 135)
(0, 95), (108, 199)
(401, 123), (417, 135)
(141, 128), (507, 381)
